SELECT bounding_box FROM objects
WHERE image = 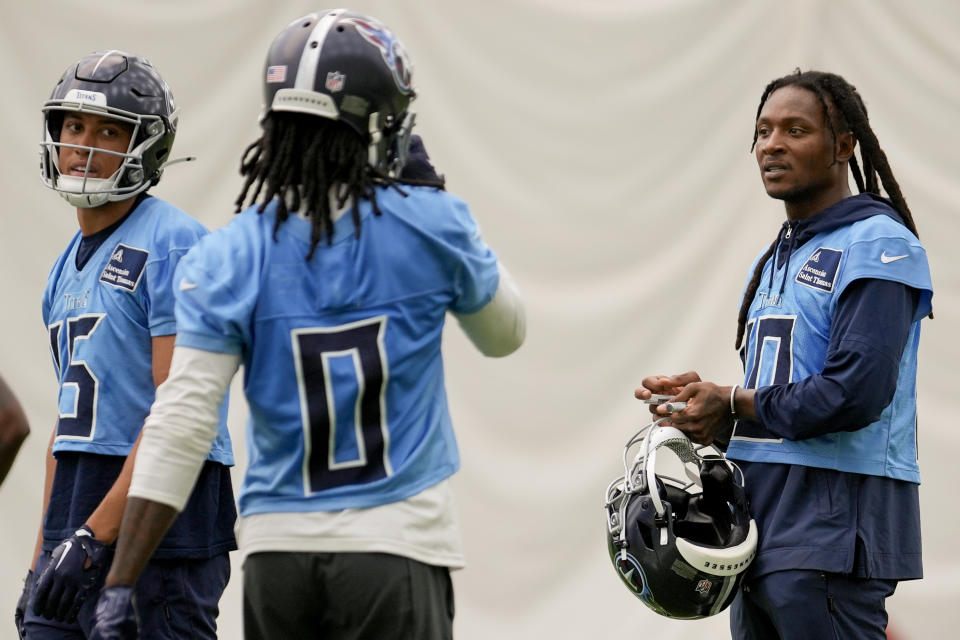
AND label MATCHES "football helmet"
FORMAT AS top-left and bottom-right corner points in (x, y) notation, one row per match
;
(41, 50), (179, 208)
(261, 8), (416, 176)
(604, 420), (757, 619)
